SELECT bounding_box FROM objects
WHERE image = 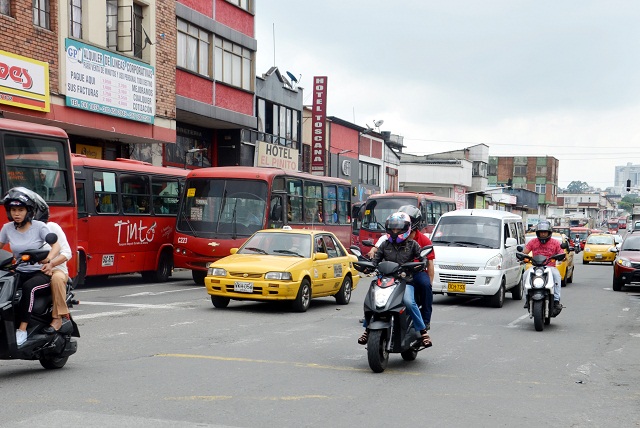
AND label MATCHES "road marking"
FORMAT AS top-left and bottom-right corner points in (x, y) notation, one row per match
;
(74, 310), (128, 320)
(120, 287), (202, 298)
(507, 314), (529, 327)
(77, 301), (179, 309)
